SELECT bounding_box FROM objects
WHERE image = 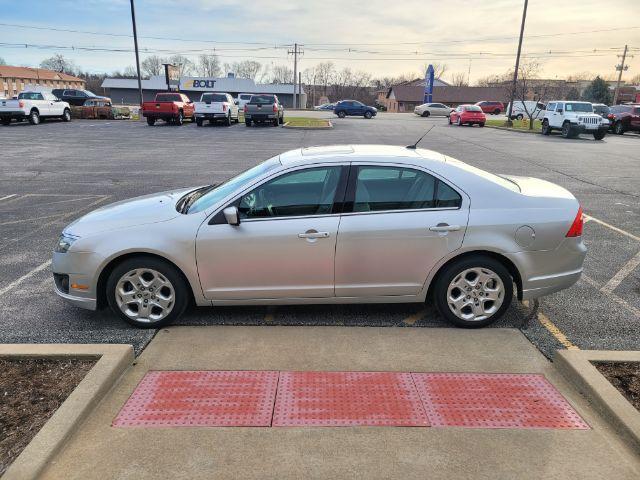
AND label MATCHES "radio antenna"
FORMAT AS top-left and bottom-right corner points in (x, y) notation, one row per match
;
(406, 125), (434, 149)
